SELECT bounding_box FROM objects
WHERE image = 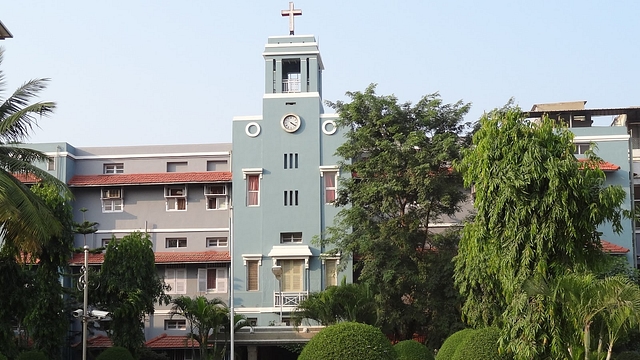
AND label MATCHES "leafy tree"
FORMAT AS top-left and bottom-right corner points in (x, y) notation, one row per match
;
(92, 232), (170, 356)
(0, 252), (30, 358)
(169, 296), (228, 360)
(323, 84), (471, 341)
(292, 278), (377, 327)
(454, 105), (627, 358)
(0, 47), (66, 255)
